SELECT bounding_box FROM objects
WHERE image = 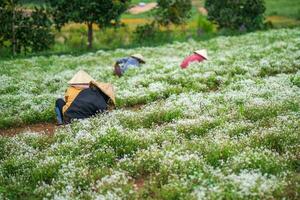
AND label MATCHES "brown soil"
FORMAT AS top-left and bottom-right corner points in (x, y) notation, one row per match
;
(198, 7), (208, 15)
(134, 177), (145, 190)
(0, 123), (57, 137)
(126, 103), (144, 111)
(0, 103), (144, 137)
